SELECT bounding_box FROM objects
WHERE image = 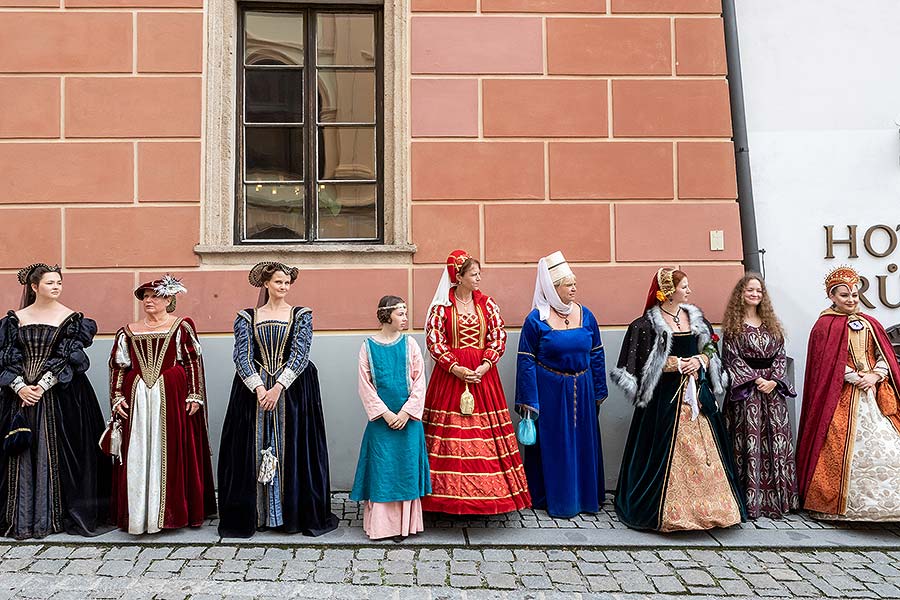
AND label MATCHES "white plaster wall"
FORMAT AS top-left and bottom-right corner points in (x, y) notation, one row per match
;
(735, 1), (900, 398)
